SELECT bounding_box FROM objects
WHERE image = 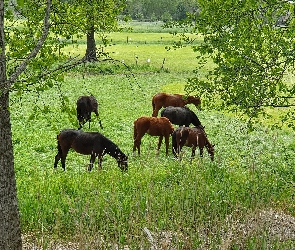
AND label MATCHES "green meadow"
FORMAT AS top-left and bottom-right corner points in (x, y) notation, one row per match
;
(12, 22), (295, 249)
